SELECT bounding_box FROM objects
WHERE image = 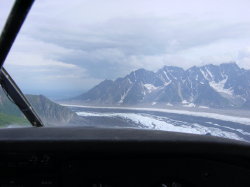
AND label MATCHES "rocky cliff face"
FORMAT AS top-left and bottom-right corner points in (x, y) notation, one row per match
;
(0, 87), (80, 126)
(26, 95), (80, 126)
(71, 63), (250, 109)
